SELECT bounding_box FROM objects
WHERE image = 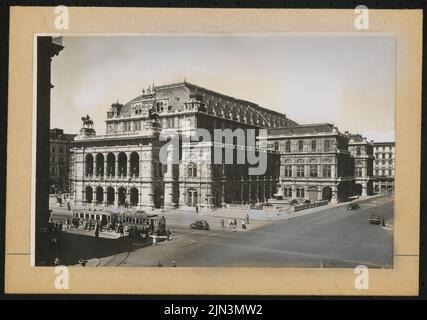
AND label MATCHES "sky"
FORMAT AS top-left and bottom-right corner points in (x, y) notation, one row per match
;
(51, 34), (395, 141)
